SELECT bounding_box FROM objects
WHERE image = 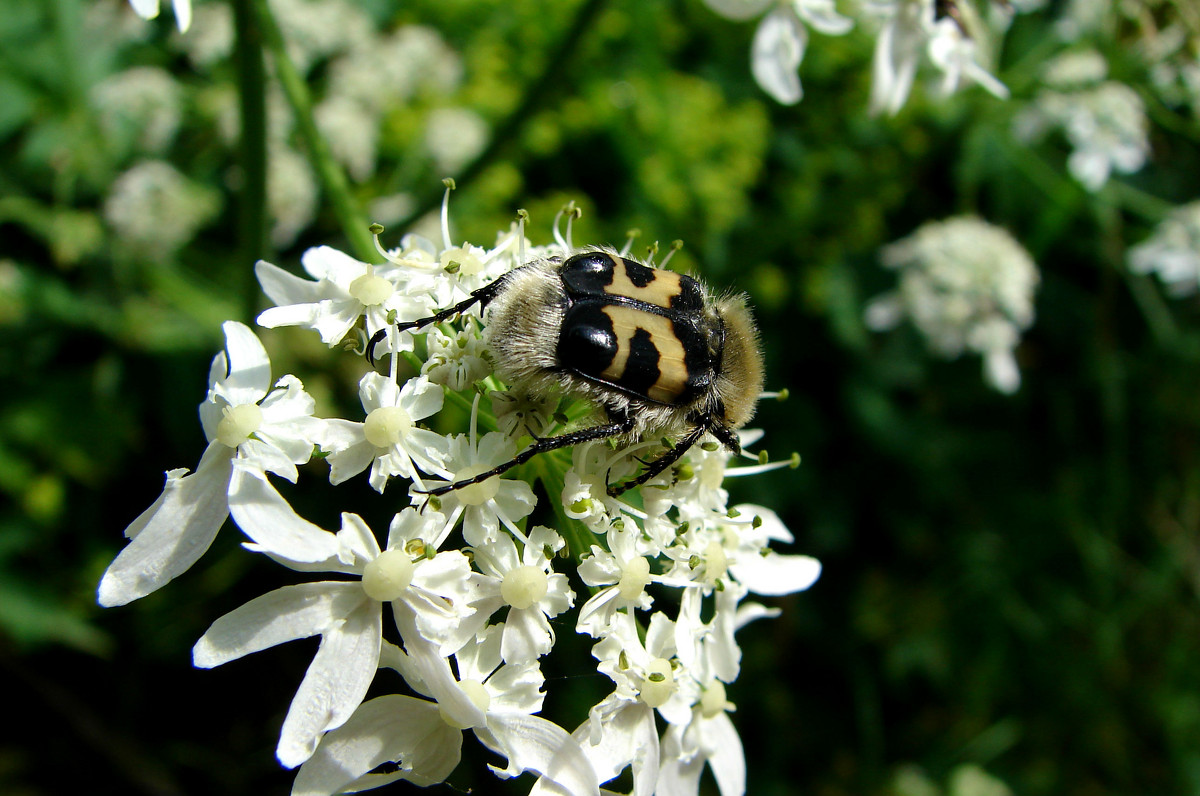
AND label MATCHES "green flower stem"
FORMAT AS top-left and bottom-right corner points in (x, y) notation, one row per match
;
(232, 0), (268, 323)
(532, 452), (596, 565)
(251, 0), (376, 263)
(391, 0), (609, 232)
